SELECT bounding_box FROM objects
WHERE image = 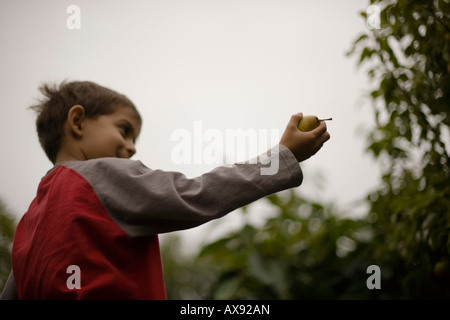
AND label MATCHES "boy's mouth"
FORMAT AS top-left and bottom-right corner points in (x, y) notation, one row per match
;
(116, 151), (128, 159)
